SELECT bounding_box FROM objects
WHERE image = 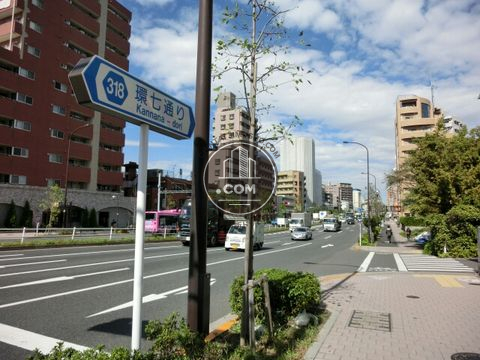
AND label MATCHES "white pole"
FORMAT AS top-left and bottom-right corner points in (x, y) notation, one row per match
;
(163, 226), (167, 238)
(359, 222), (362, 247)
(157, 170), (162, 211)
(71, 227), (76, 240)
(110, 226), (113, 240)
(21, 227), (26, 244)
(131, 124), (148, 351)
(35, 222), (39, 236)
